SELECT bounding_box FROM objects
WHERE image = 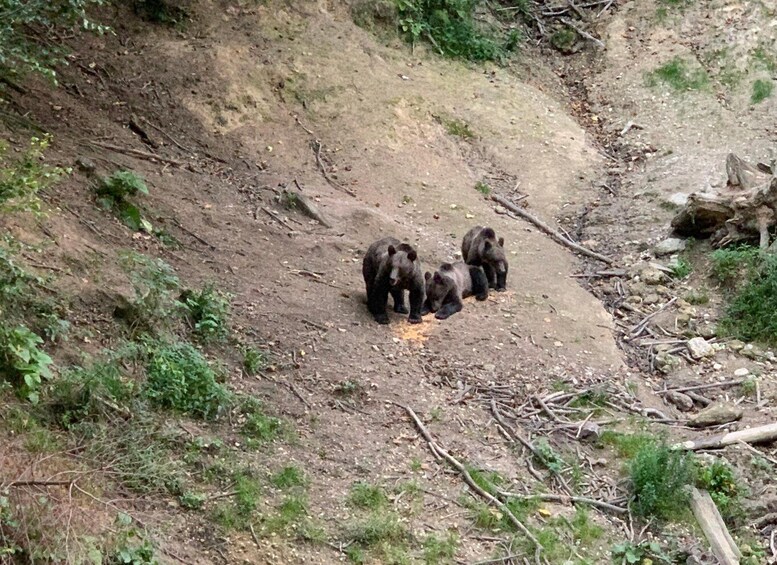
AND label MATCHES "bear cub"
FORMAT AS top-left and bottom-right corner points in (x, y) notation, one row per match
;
(362, 237), (425, 325)
(461, 226), (508, 291)
(422, 262), (489, 320)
